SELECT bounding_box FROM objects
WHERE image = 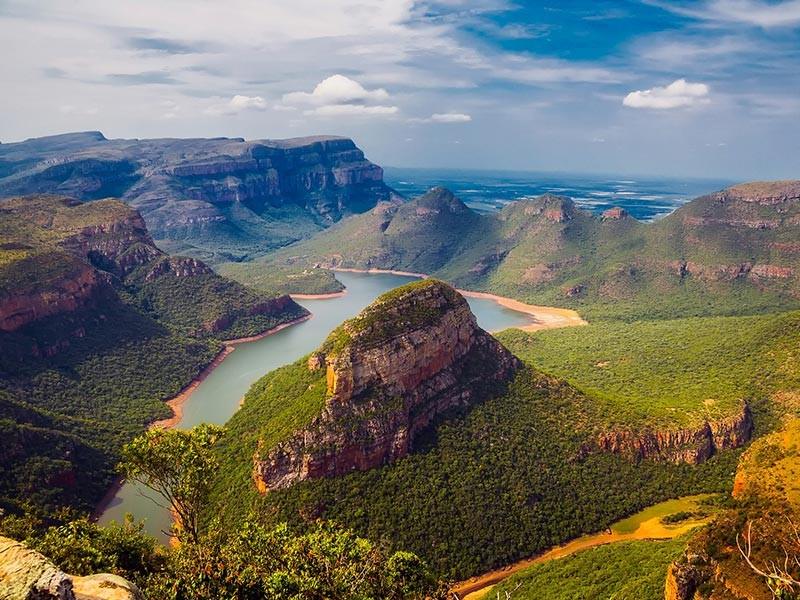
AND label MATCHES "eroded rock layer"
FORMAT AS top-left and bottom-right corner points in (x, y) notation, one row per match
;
(253, 280), (521, 492)
(590, 402), (753, 464)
